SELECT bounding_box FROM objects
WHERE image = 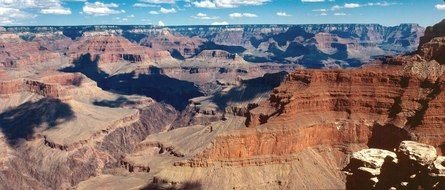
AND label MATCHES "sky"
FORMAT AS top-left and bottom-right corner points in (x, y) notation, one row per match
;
(0, 0), (444, 27)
